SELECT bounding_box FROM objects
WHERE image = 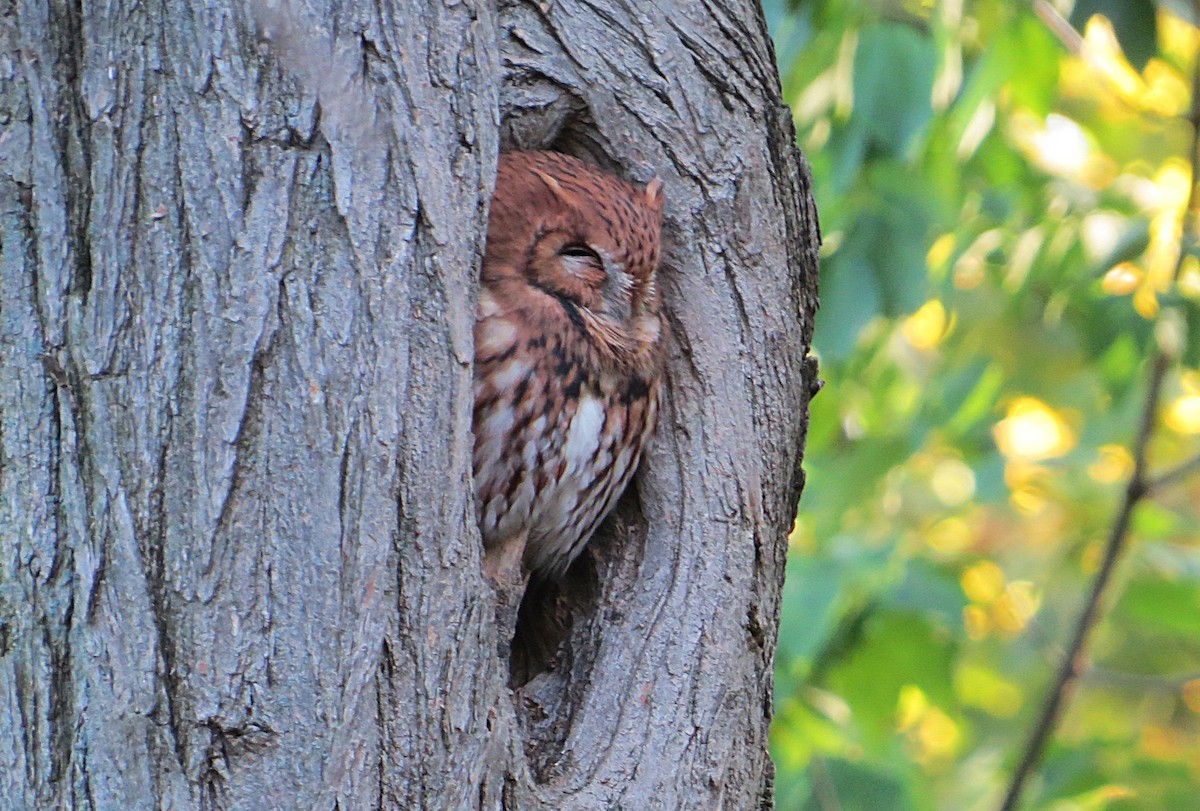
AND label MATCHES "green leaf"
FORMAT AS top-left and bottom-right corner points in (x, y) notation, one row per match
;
(1114, 577), (1200, 638)
(1096, 333), (1144, 398)
(995, 14), (1063, 116)
(1036, 744), (1112, 805)
(816, 242), (884, 361)
(1131, 501), (1183, 539)
(825, 611), (957, 744)
(852, 23), (938, 159)
(779, 558), (848, 671)
(945, 362), (1006, 435)
(890, 561), (967, 634)
(860, 161), (939, 315)
(800, 758), (917, 811)
(824, 120), (871, 194)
